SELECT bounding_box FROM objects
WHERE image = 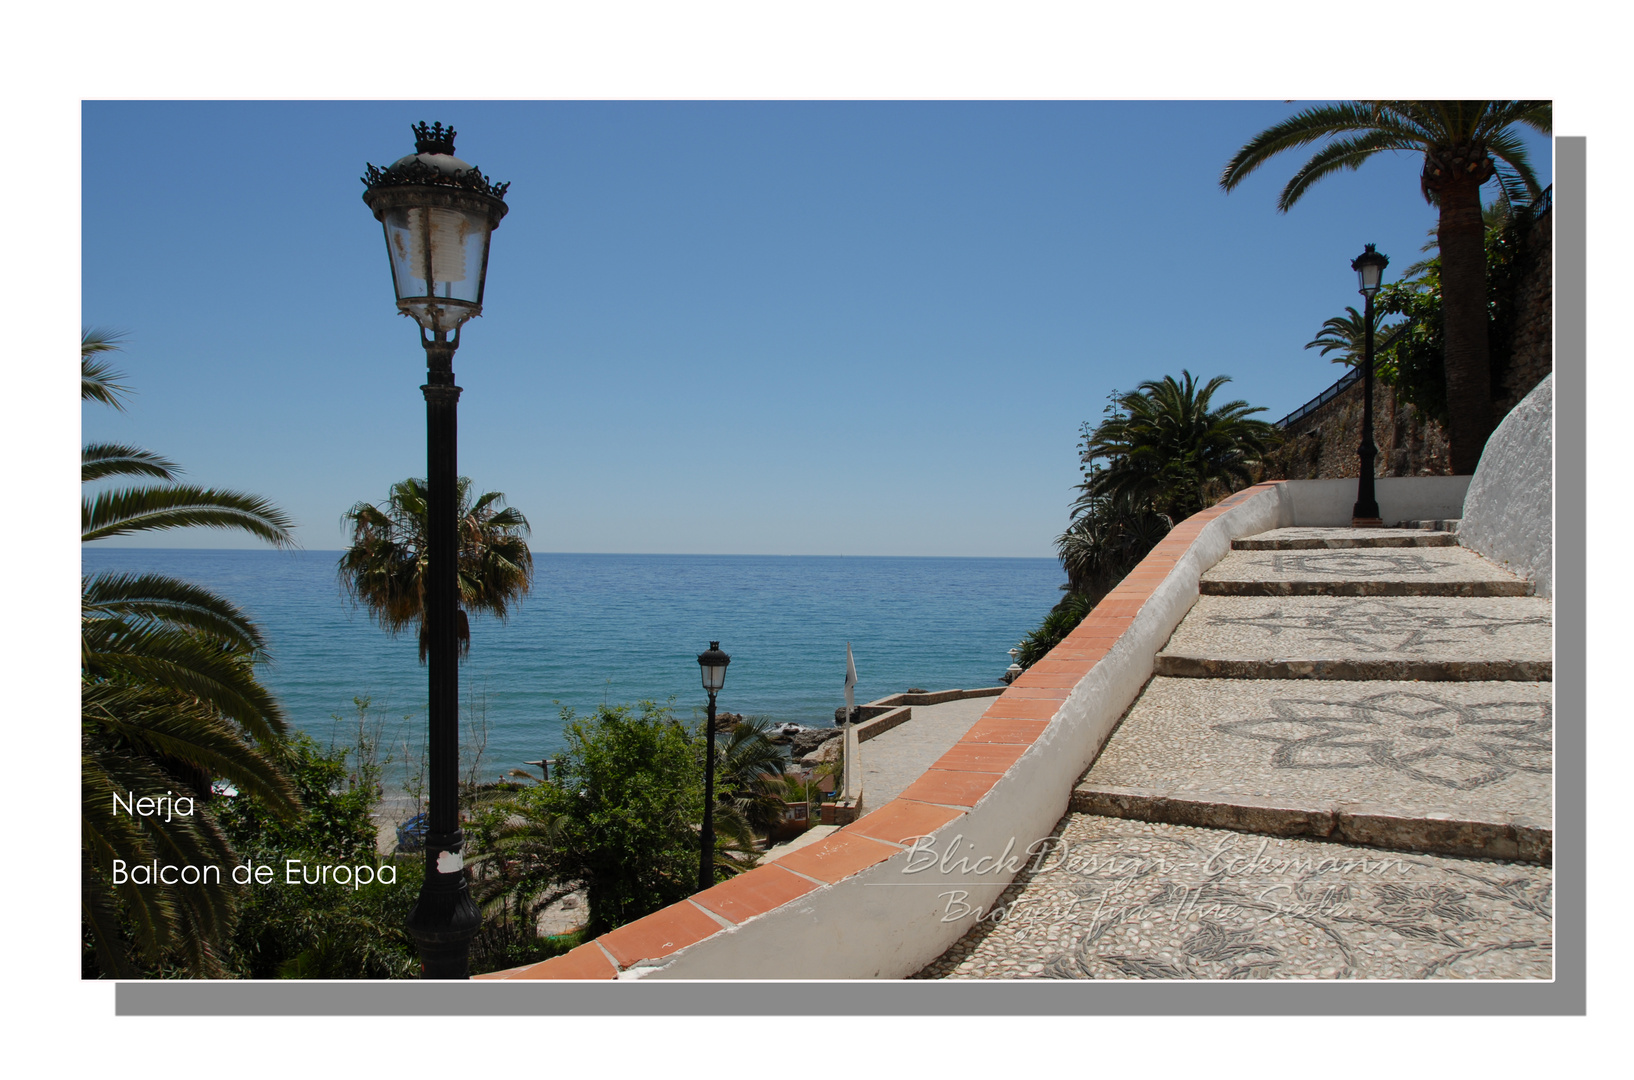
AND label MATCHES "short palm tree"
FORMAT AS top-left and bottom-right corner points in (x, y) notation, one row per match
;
(82, 331), (301, 977)
(1221, 101), (1551, 473)
(338, 477), (533, 661)
(1076, 370), (1278, 523)
(1303, 306), (1408, 368)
